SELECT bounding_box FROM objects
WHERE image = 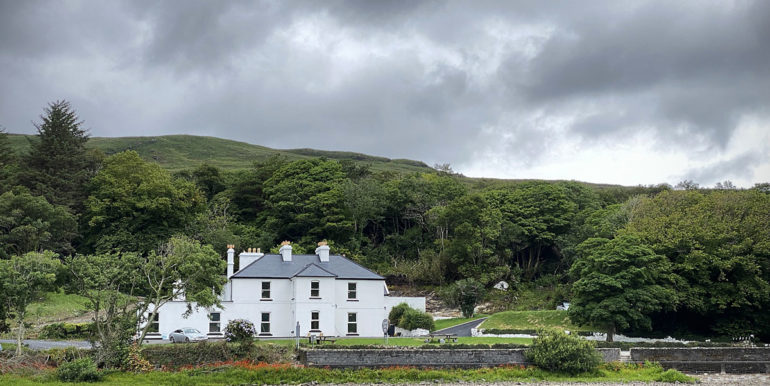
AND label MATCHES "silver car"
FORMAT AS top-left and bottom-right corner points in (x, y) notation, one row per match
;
(169, 328), (208, 343)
